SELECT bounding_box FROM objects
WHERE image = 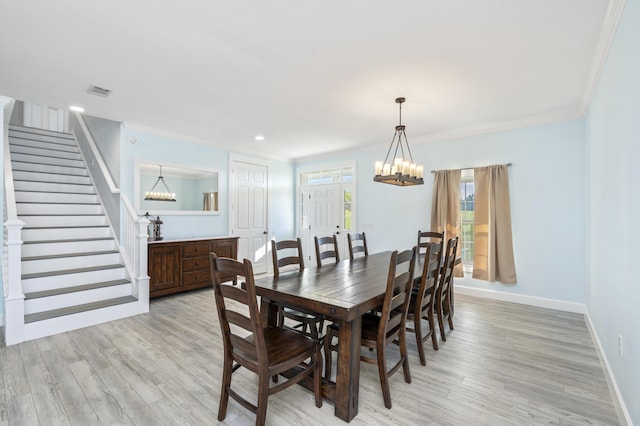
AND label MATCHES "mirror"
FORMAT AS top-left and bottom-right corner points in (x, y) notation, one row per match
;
(135, 162), (219, 215)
